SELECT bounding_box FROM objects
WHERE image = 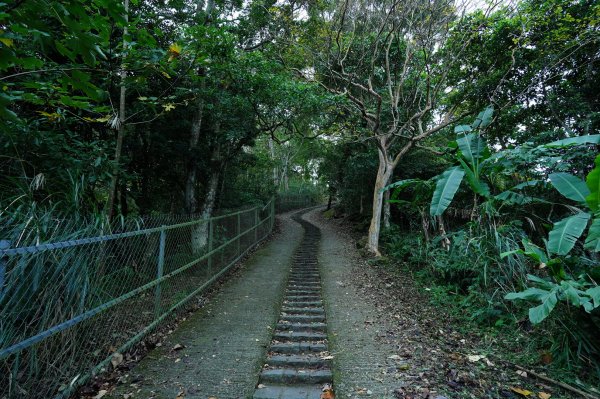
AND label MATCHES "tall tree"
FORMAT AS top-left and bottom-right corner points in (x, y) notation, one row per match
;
(311, 0), (505, 254)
